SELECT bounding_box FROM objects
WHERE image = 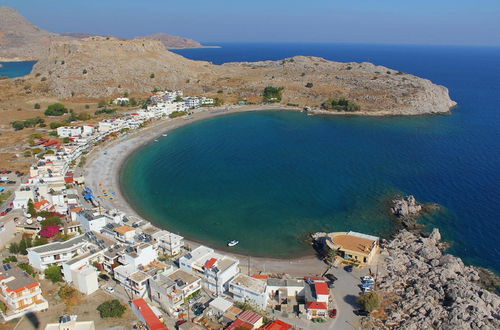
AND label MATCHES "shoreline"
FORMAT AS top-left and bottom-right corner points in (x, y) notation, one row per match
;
(84, 105), (329, 276)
